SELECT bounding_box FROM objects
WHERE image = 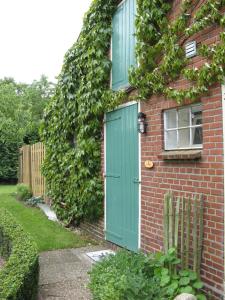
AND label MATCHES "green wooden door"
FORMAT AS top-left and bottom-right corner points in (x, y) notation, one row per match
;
(105, 103), (139, 251)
